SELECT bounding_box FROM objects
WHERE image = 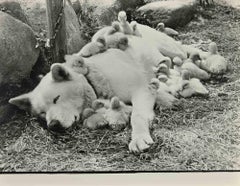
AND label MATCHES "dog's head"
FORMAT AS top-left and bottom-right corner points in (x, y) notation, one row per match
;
(9, 63), (97, 132)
